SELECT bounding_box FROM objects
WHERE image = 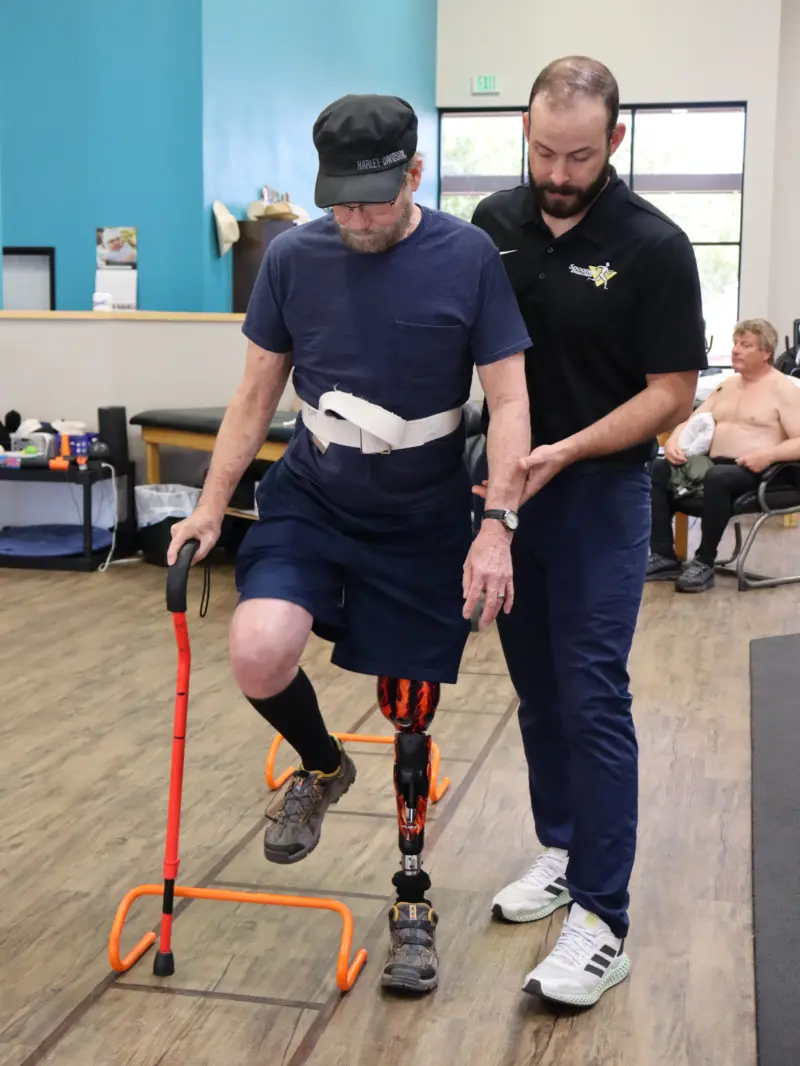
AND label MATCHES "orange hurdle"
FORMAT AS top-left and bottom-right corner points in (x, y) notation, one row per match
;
(266, 731), (451, 801)
(108, 884), (366, 991)
(107, 539), (368, 993)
